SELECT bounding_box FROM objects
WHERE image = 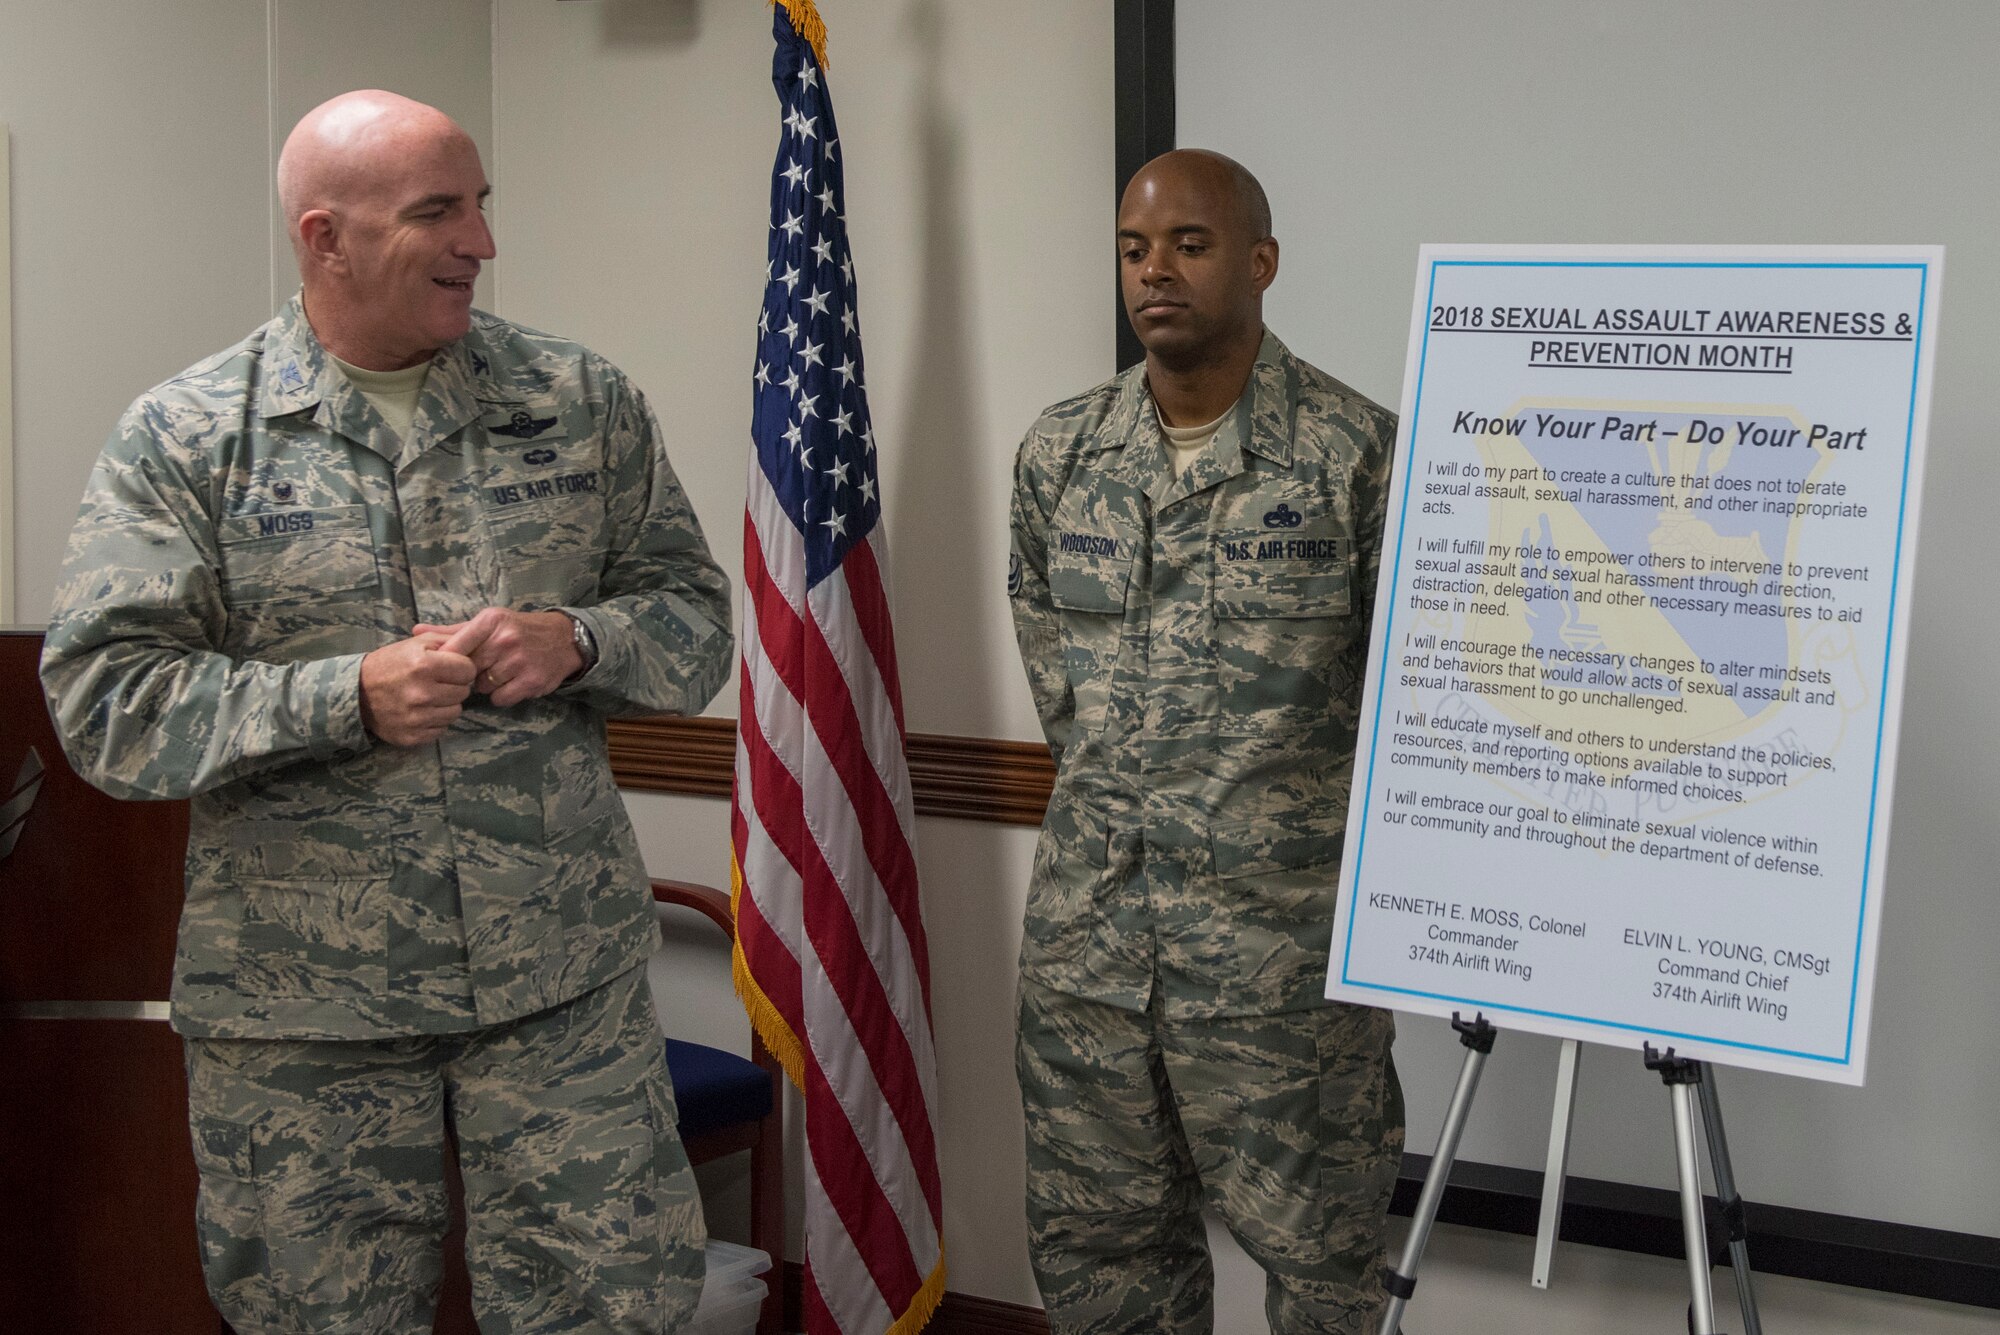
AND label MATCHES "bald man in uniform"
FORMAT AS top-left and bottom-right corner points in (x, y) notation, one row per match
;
(1007, 149), (1405, 1333)
(42, 91), (731, 1333)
